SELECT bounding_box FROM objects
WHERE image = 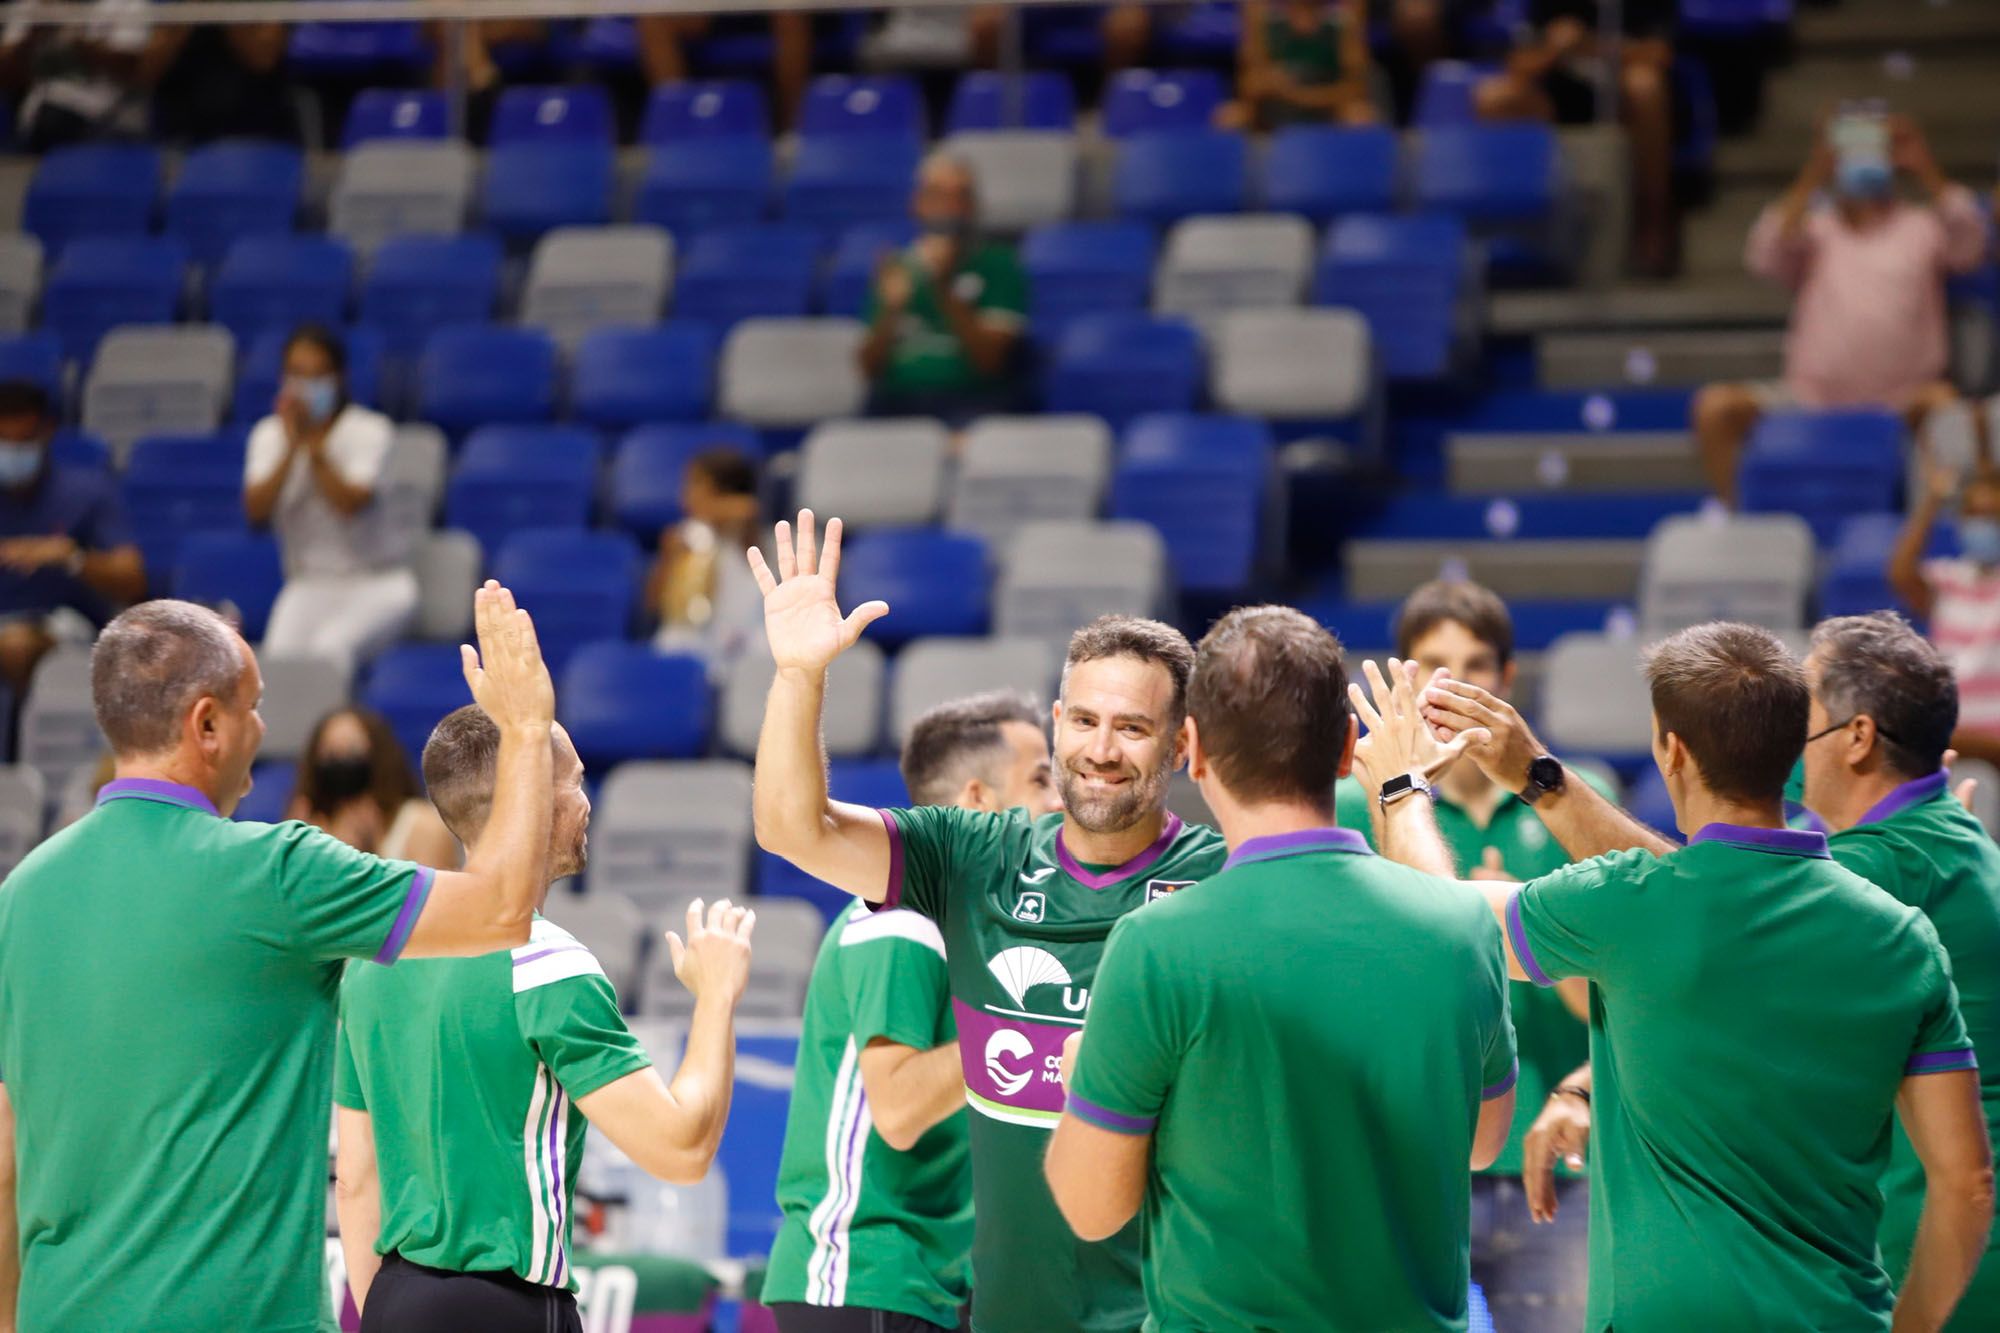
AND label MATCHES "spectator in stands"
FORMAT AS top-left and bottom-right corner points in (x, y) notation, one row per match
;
(243, 325), (415, 674)
(0, 0), (161, 150)
(636, 14), (811, 128)
(285, 705), (460, 867)
(0, 380), (145, 695)
(967, 5), (1153, 74)
(860, 153), (1028, 422)
(1475, 0), (1677, 275)
(1693, 114), (1990, 506)
(1379, 0), (1479, 124)
(646, 447), (765, 675)
(1218, 0), (1377, 131)
(435, 17), (552, 141)
(1890, 445), (2000, 769)
(149, 22), (298, 144)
